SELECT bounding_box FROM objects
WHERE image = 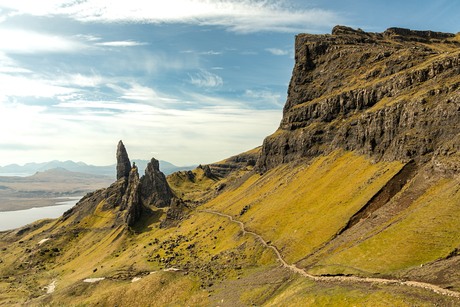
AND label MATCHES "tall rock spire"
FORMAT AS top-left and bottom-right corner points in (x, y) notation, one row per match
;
(116, 140), (131, 180)
(139, 158), (174, 208)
